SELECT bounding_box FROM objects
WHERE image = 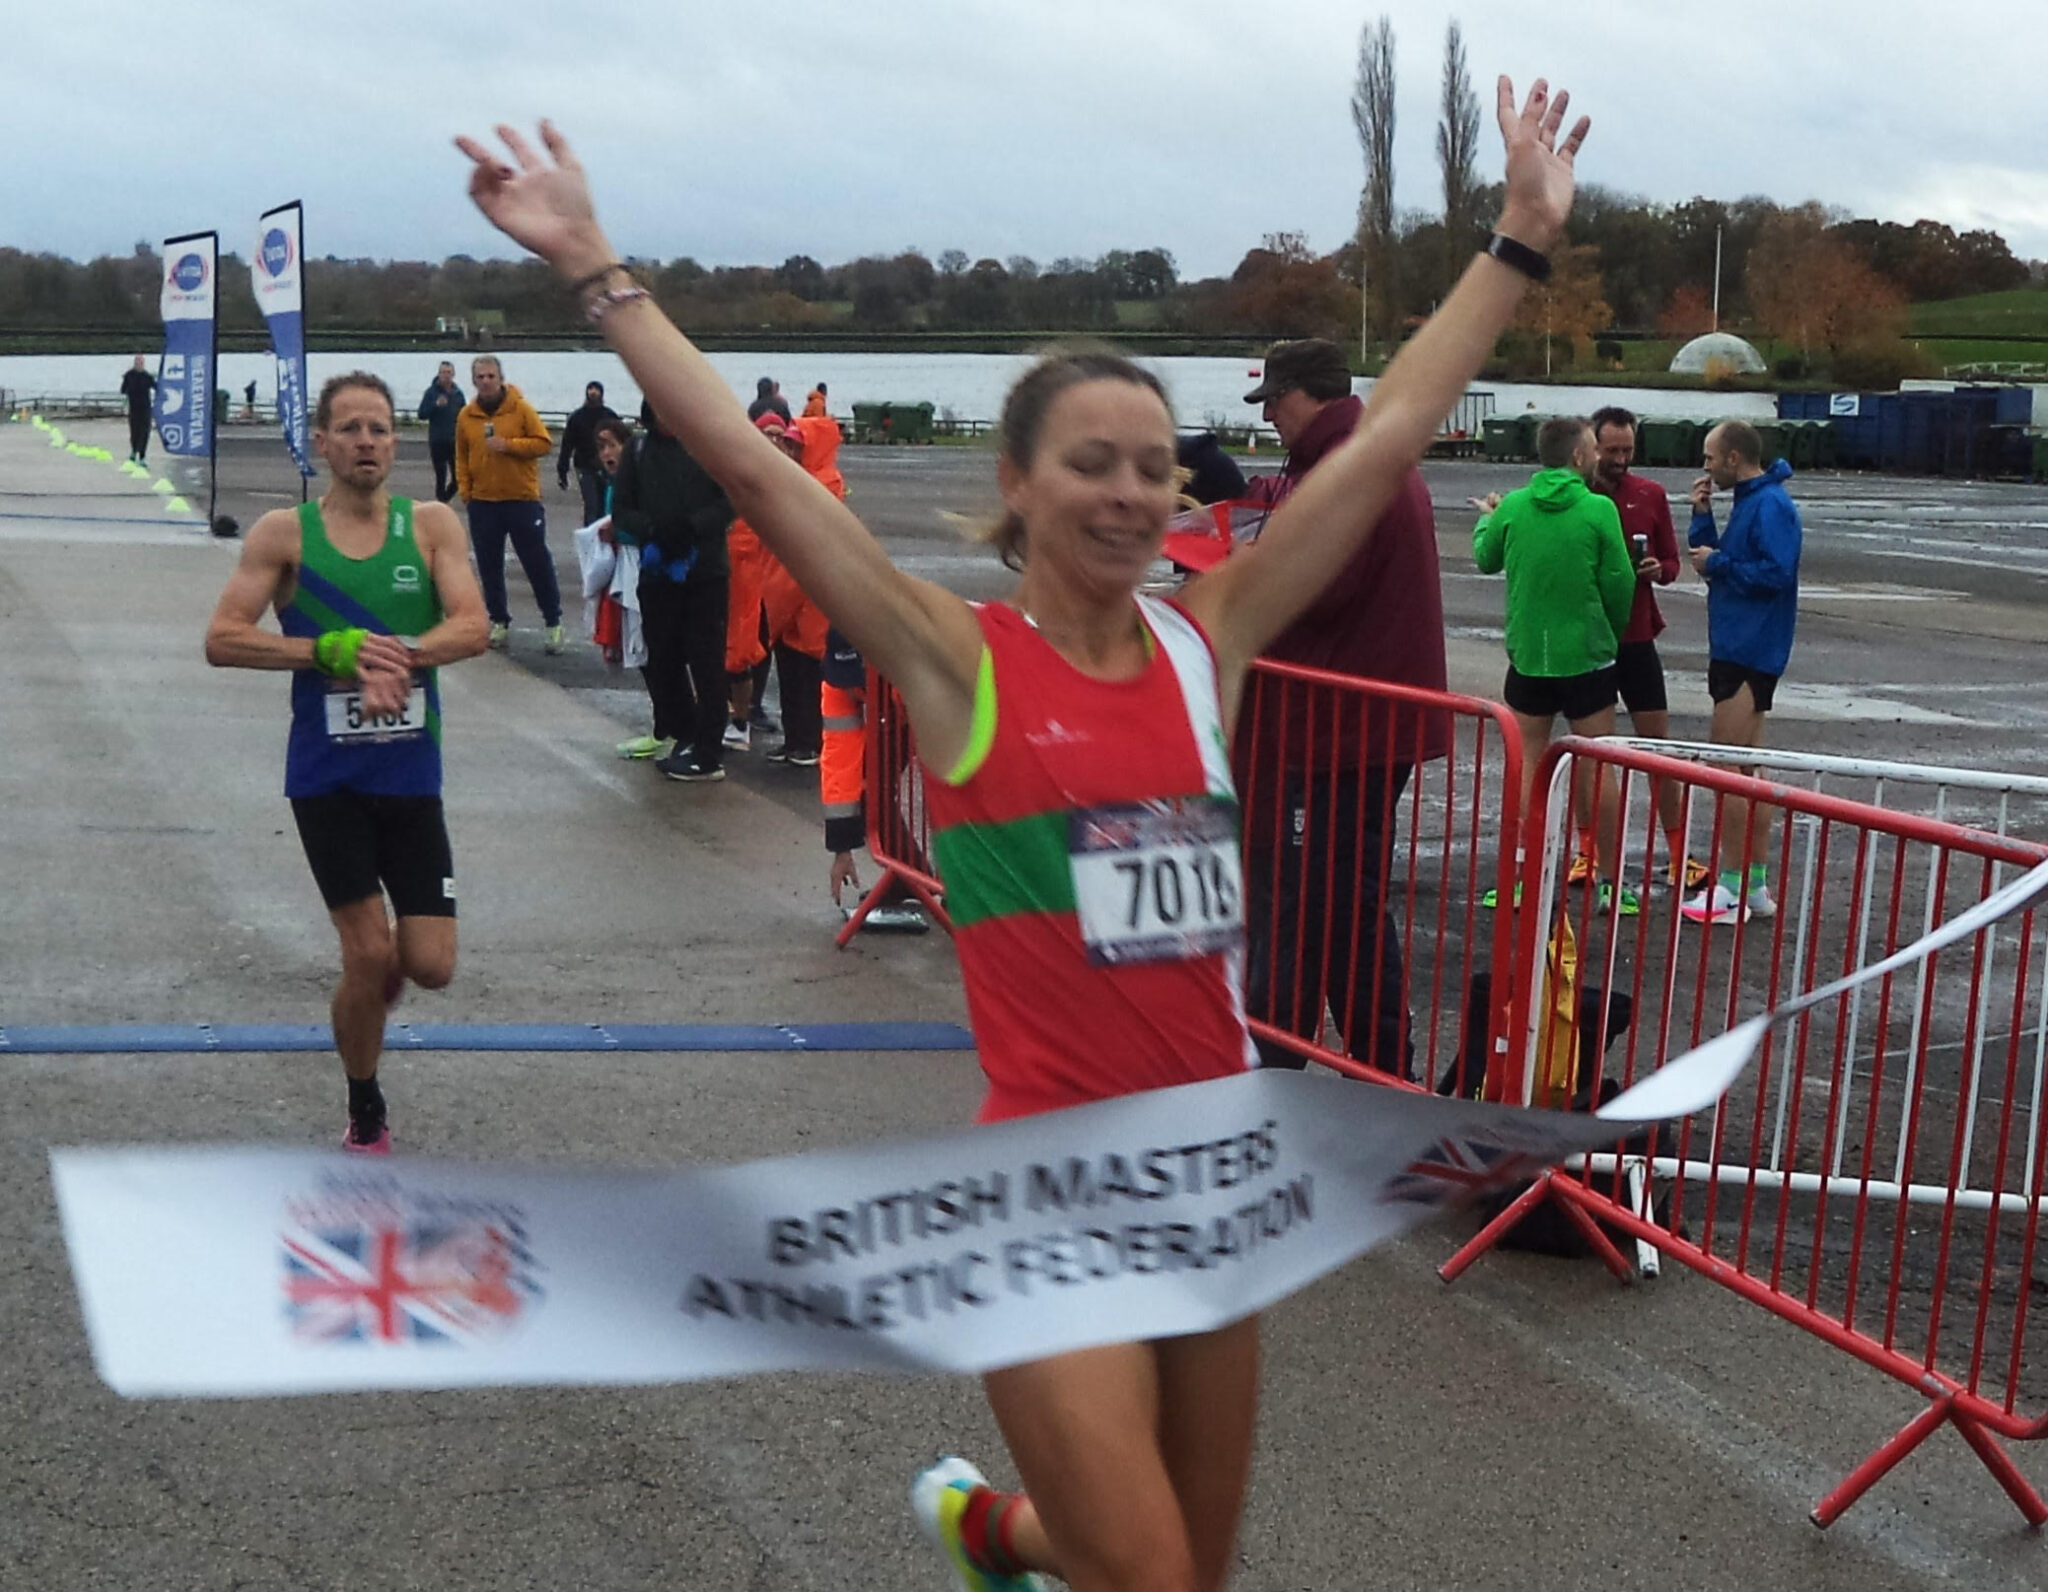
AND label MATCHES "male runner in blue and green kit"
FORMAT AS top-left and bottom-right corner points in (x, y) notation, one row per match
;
(204, 372), (489, 1152)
